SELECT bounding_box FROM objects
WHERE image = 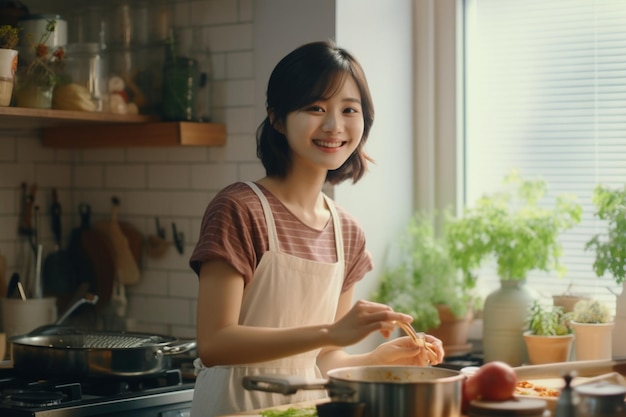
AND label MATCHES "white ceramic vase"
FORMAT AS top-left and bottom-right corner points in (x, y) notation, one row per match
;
(483, 280), (537, 366)
(570, 321), (614, 361)
(0, 48), (18, 106)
